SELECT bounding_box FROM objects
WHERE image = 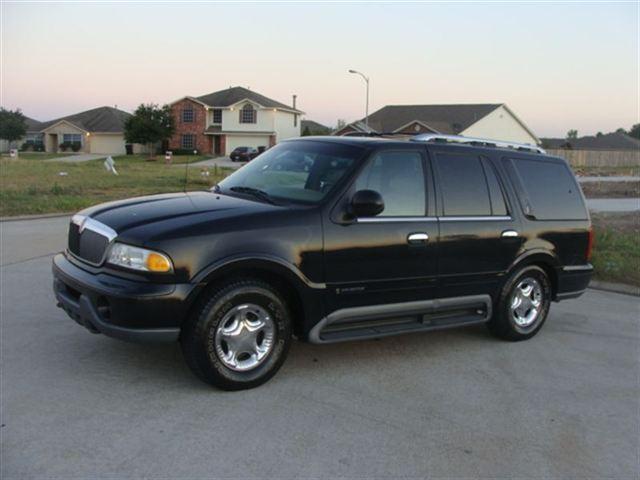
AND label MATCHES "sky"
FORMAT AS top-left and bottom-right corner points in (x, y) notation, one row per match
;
(1, 1), (638, 137)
